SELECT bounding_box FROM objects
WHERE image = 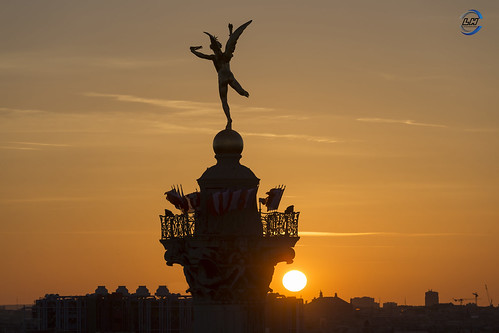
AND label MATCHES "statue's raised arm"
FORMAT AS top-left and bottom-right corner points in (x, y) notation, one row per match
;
(190, 20), (252, 130)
